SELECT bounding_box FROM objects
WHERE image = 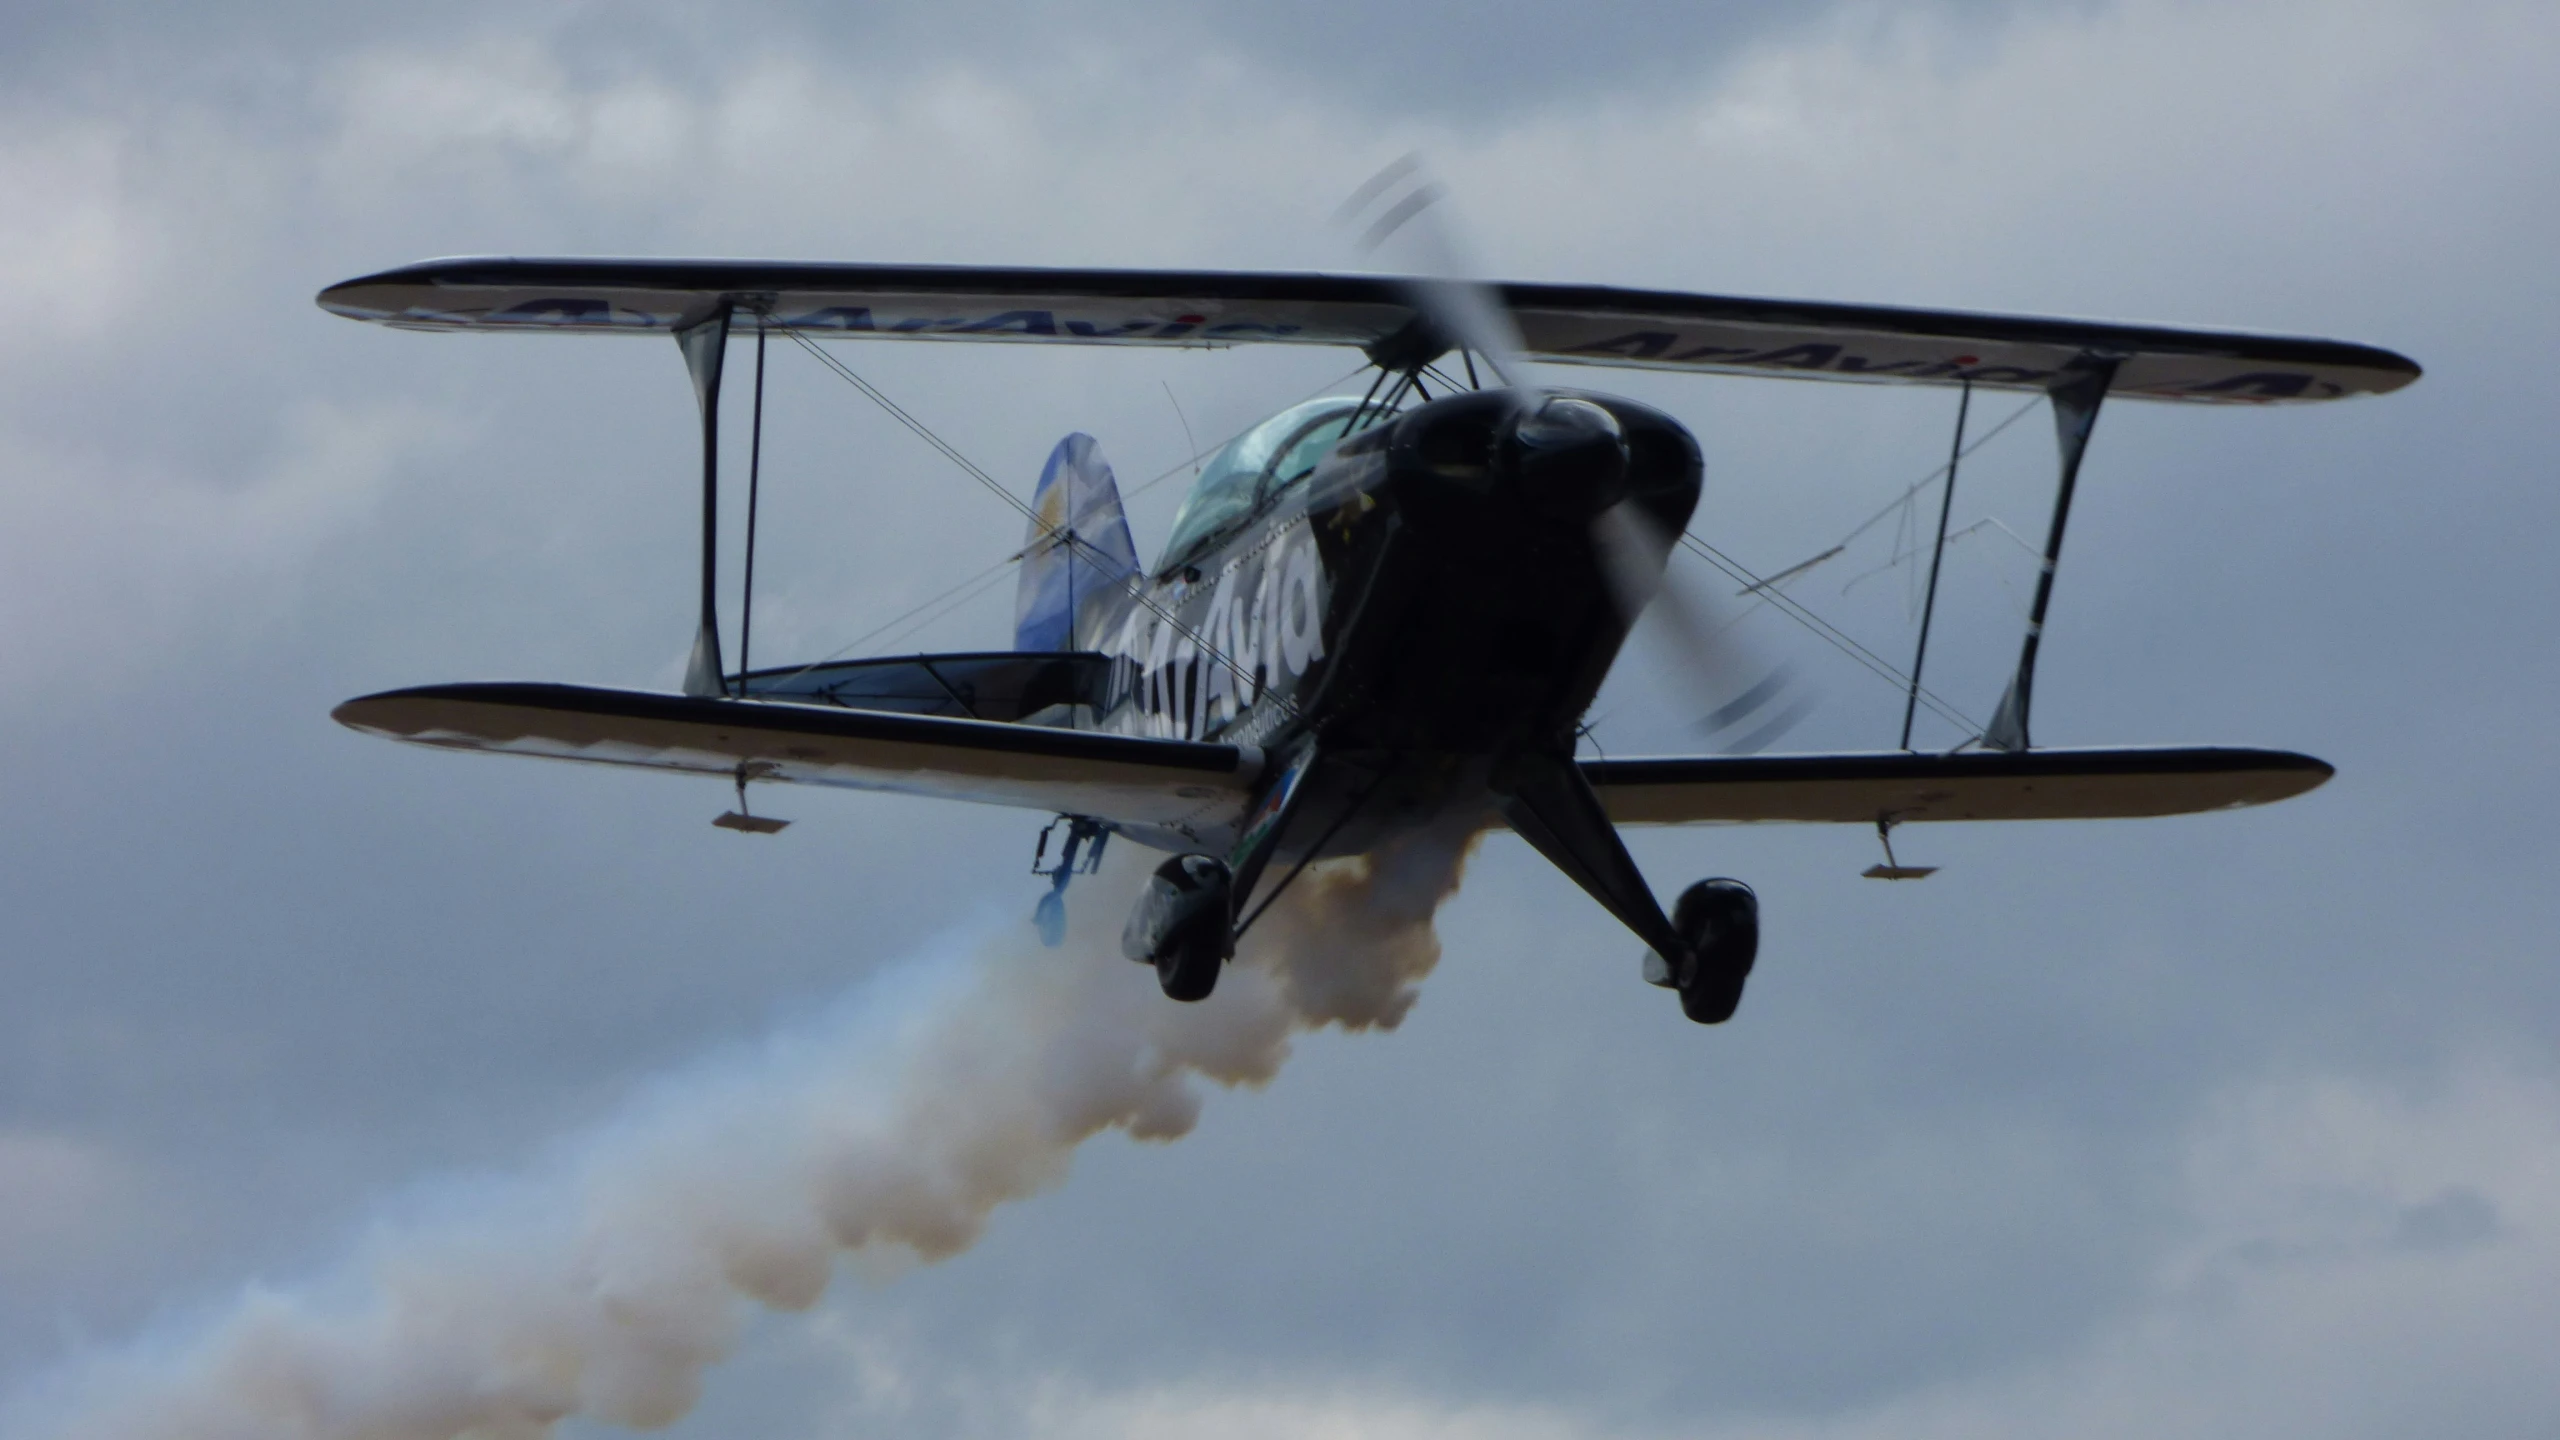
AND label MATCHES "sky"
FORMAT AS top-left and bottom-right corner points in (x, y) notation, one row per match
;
(1, 0), (2556, 1435)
